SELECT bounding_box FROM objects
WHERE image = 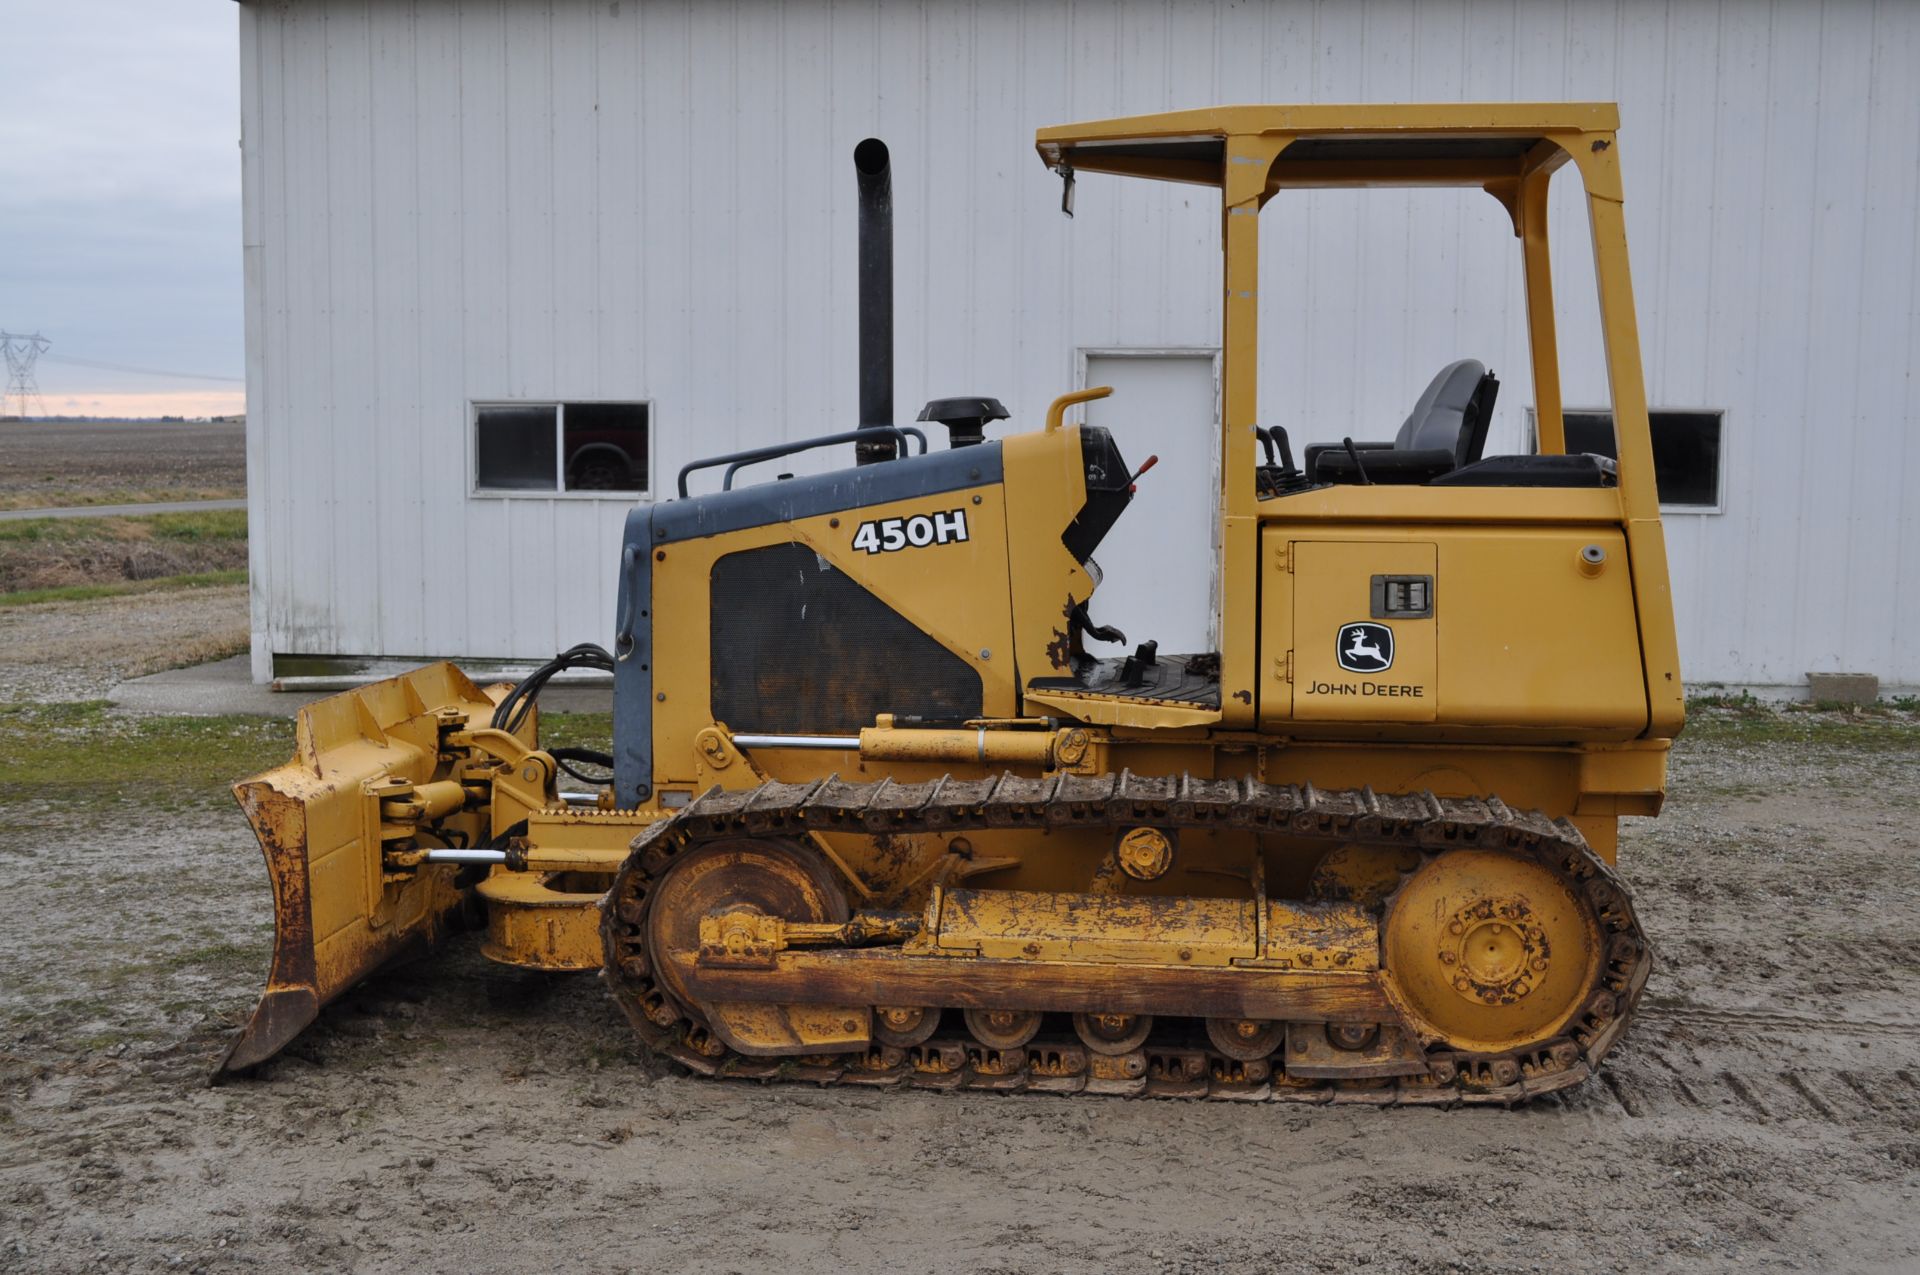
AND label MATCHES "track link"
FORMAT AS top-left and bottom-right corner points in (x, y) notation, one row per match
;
(600, 772), (1652, 1106)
